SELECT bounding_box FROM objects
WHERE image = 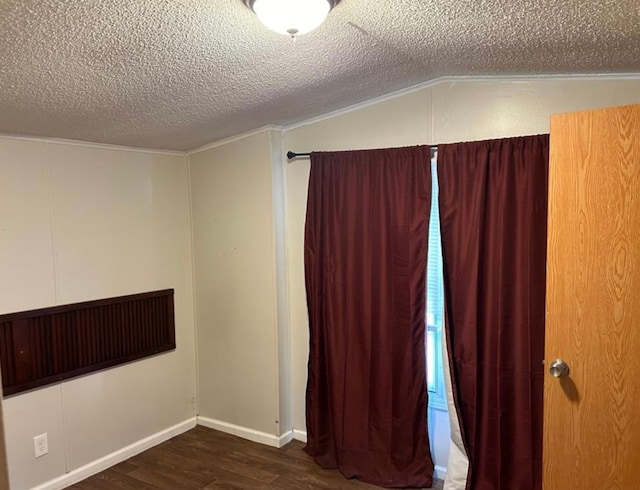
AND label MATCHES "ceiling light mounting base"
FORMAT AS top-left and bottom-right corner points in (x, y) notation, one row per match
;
(244, 0), (341, 8)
